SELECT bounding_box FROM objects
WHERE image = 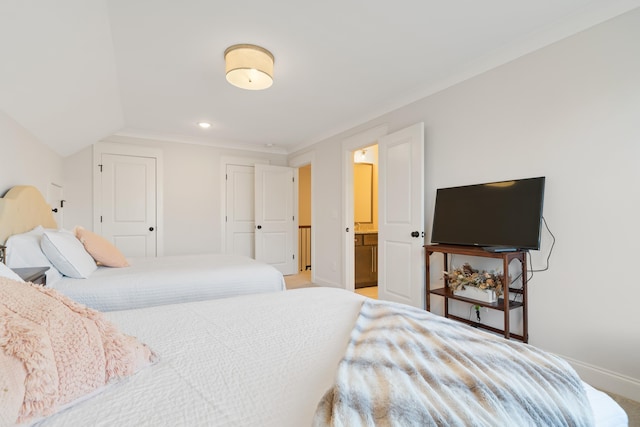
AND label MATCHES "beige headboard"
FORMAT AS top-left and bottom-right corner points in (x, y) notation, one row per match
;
(0, 186), (58, 244)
